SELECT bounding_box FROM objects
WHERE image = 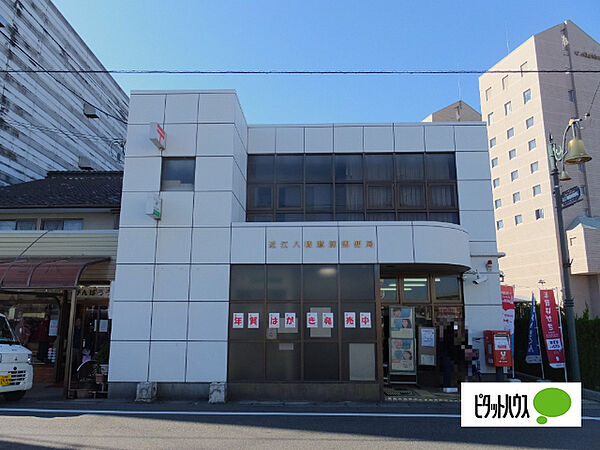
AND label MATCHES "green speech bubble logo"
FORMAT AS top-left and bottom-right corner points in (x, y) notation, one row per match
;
(533, 388), (571, 424)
